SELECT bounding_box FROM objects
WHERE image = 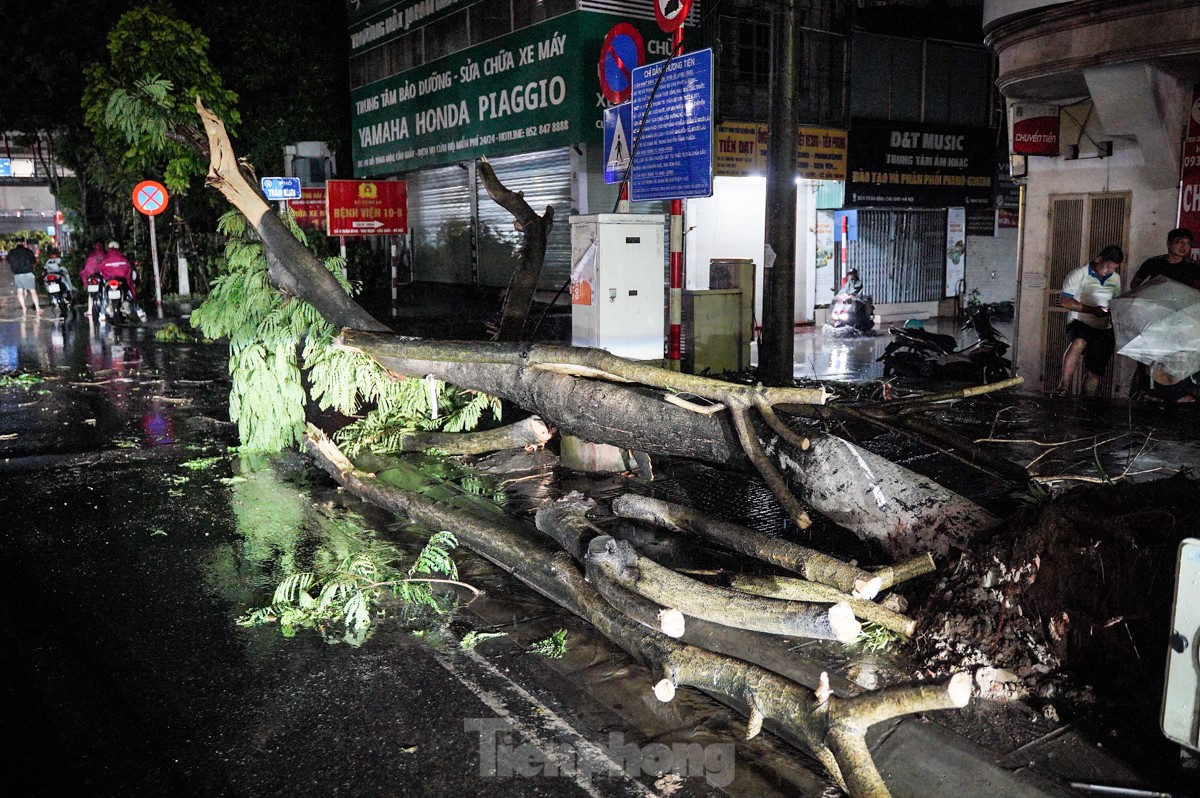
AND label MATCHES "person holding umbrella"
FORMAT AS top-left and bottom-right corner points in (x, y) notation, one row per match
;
(1052, 245), (1124, 397)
